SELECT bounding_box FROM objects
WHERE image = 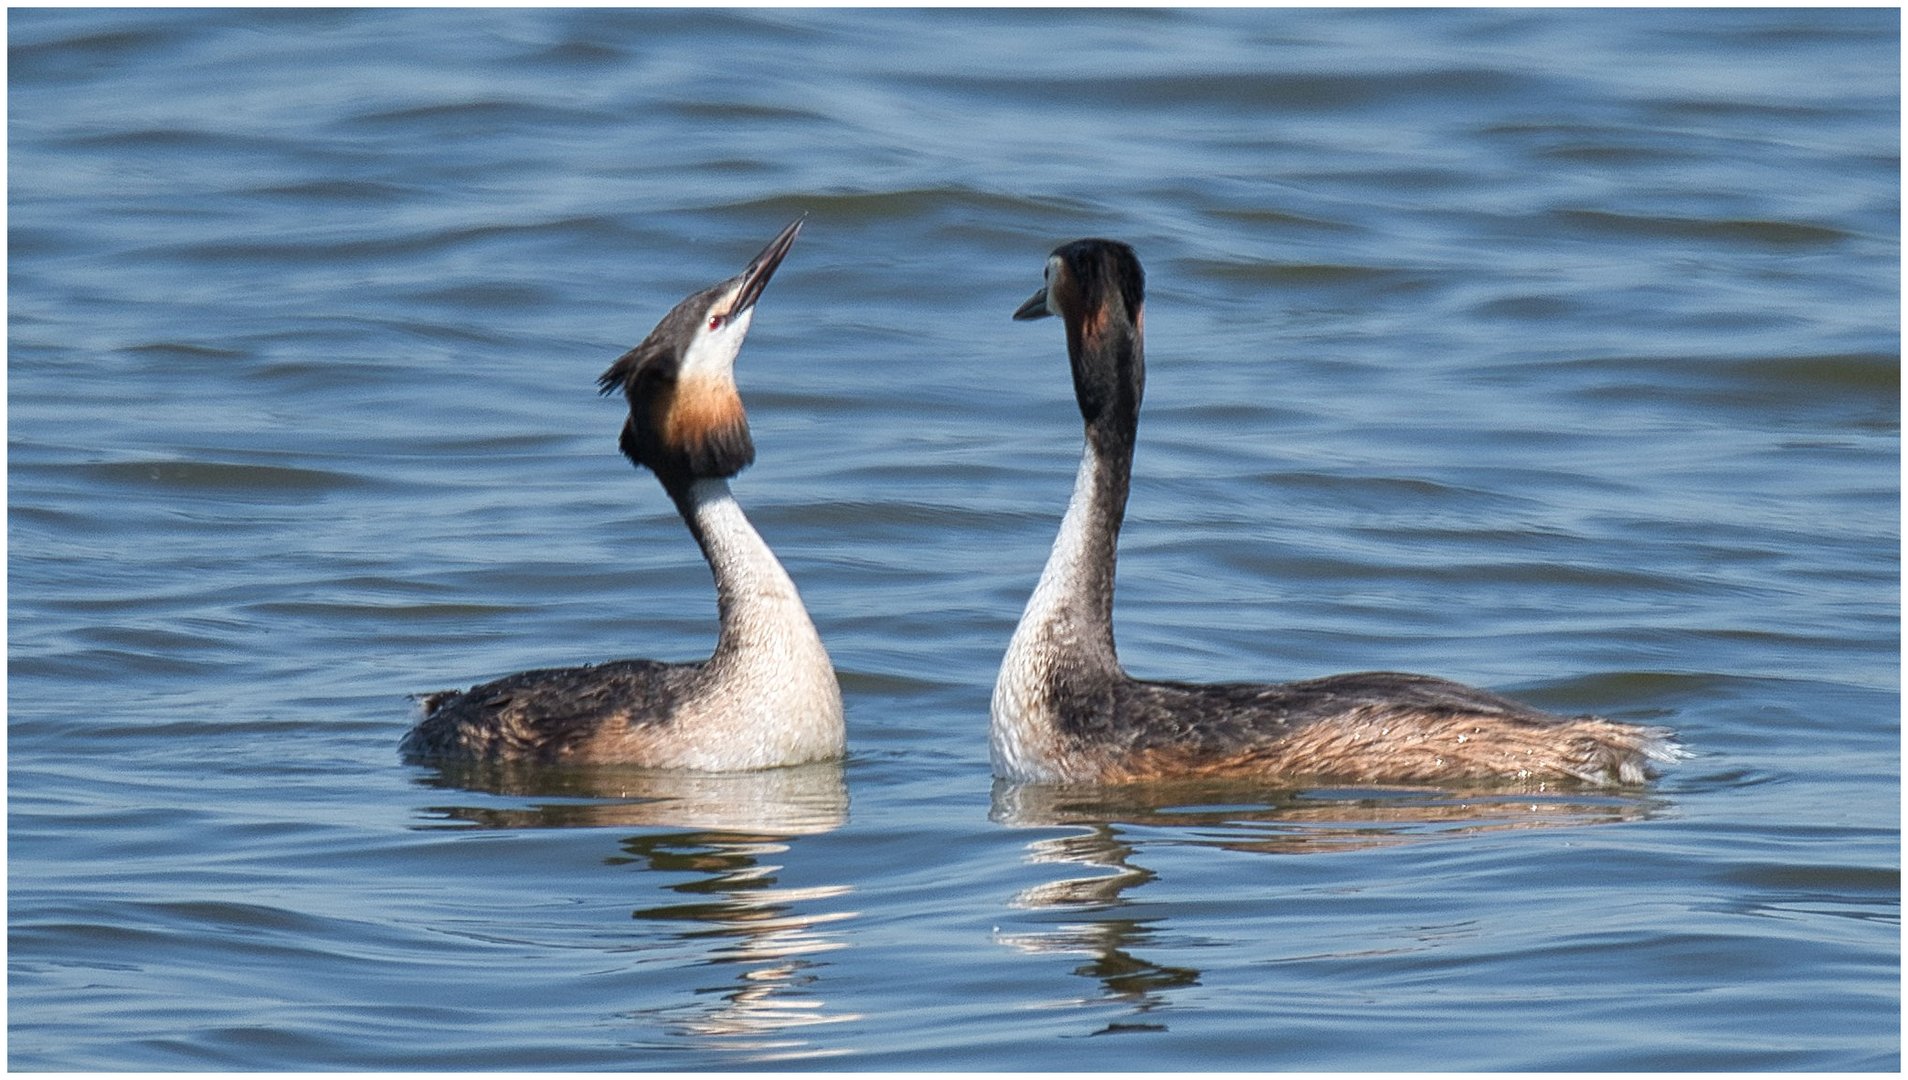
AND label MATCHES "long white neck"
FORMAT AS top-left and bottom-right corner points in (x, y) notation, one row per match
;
(1012, 441), (1123, 667)
(684, 478), (822, 662)
(991, 434), (1129, 780)
(673, 477), (843, 767)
